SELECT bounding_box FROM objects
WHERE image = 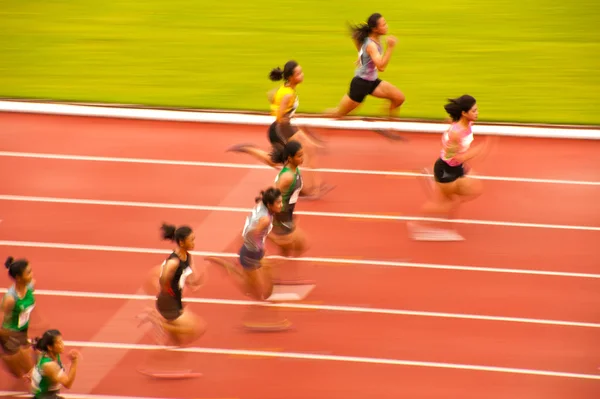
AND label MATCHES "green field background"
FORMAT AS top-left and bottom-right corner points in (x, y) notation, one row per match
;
(1, 1), (599, 124)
